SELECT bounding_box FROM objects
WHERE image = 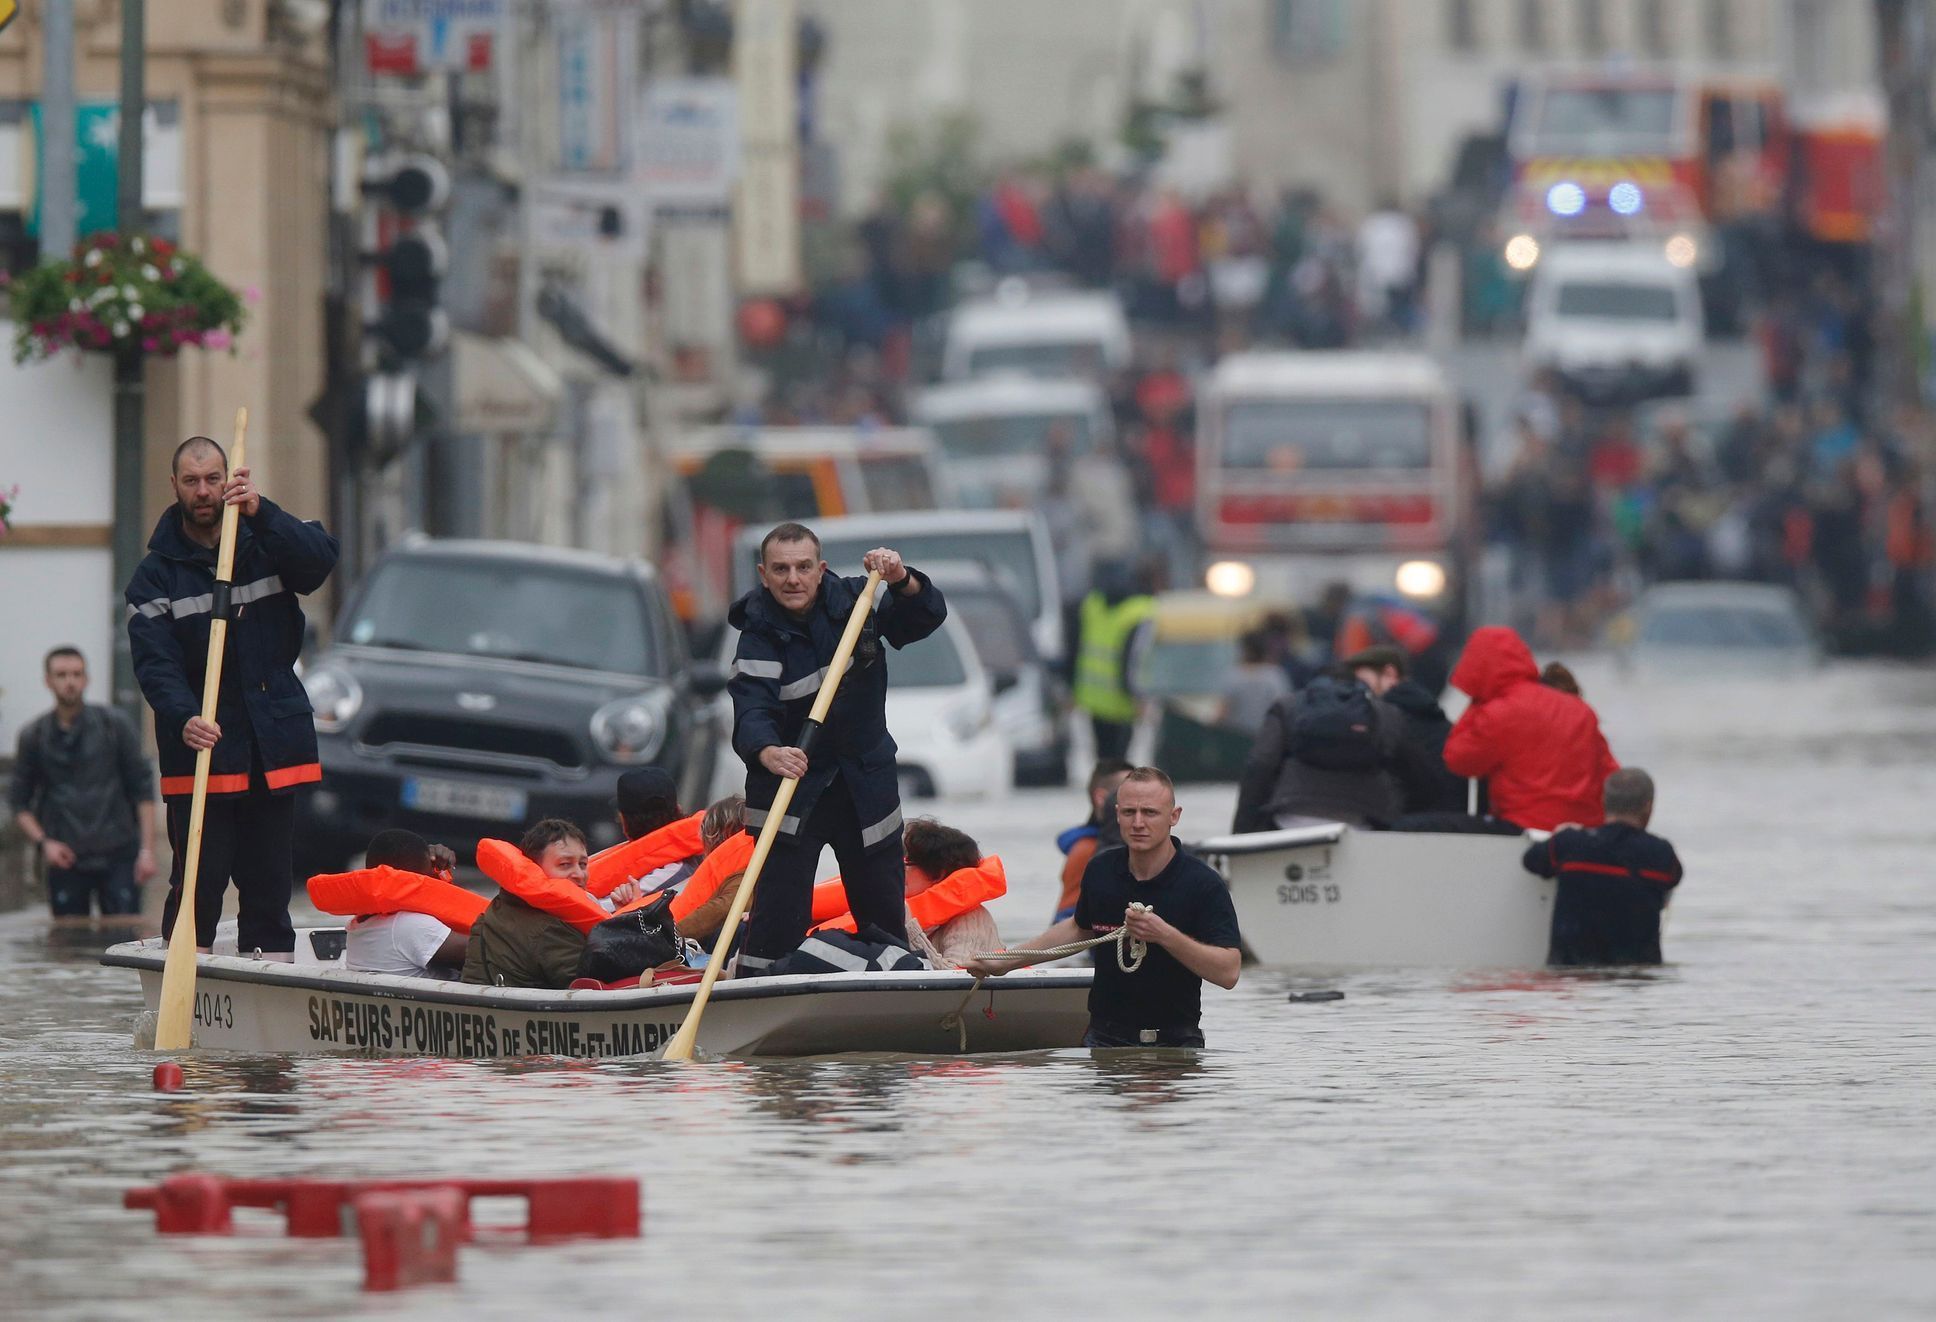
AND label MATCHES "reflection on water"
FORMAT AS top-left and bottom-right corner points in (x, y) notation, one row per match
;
(3, 661), (1935, 1318)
